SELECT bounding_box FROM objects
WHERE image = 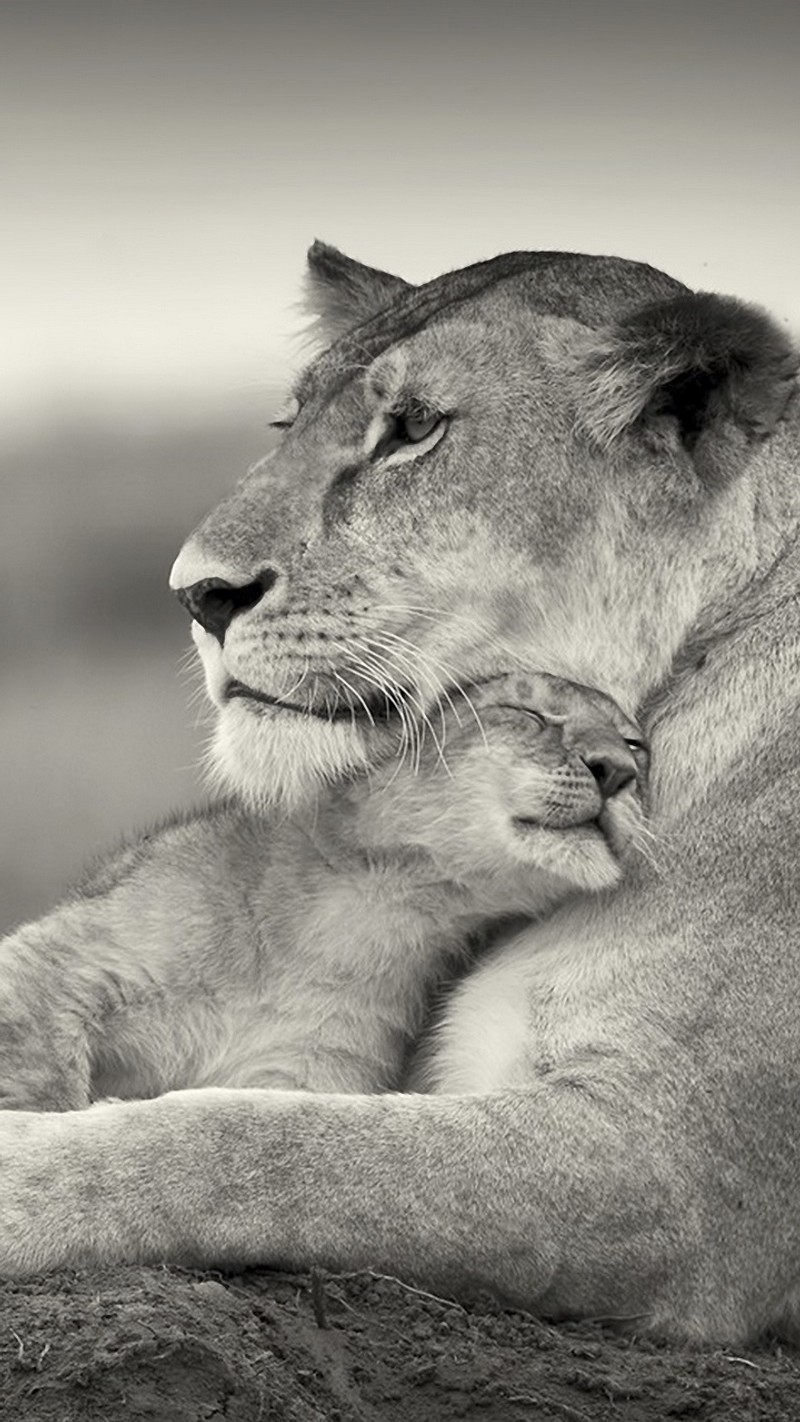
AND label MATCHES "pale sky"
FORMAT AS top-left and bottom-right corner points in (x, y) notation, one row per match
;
(2, 0), (798, 419)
